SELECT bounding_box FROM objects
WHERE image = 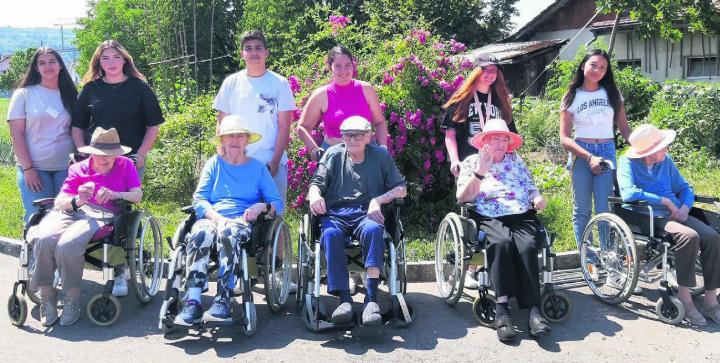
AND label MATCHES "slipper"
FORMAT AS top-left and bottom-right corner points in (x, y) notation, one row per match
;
(700, 304), (720, 325)
(684, 306), (708, 326)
